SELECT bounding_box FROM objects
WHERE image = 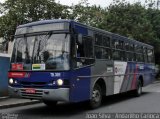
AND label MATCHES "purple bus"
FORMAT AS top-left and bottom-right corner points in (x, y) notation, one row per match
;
(8, 20), (155, 109)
